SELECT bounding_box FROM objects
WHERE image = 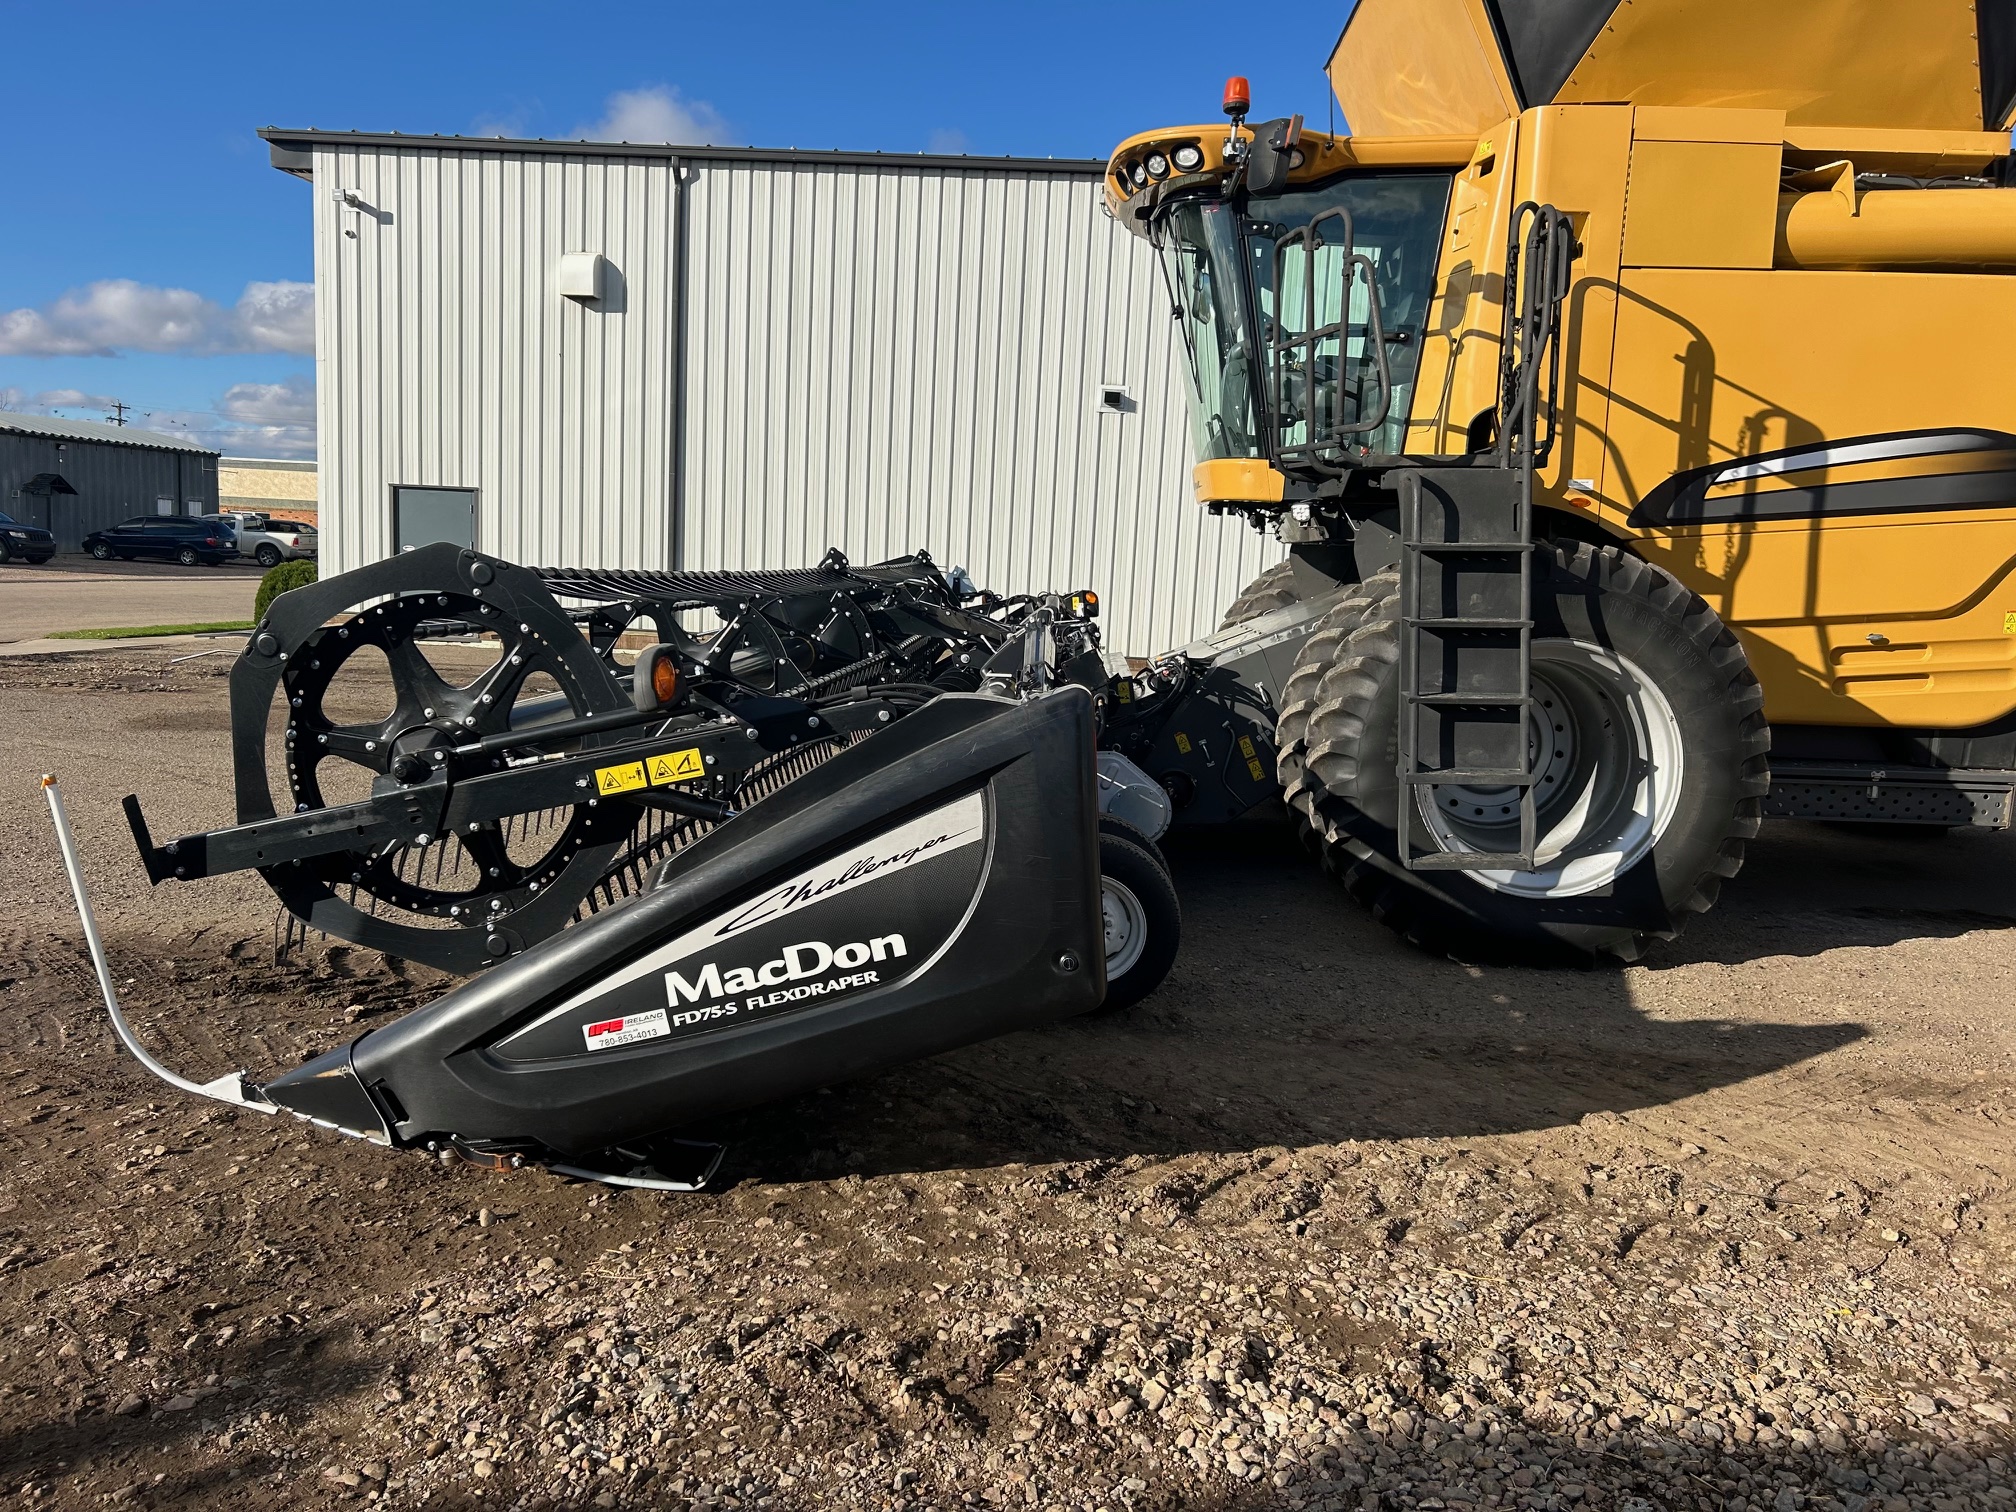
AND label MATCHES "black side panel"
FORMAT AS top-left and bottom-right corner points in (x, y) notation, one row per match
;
(1628, 429), (2016, 527)
(292, 689), (1102, 1155)
(1483, 0), (1622, 107)
(1773, 713), (2016, 773)
(1983, 0), (2016, 129)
